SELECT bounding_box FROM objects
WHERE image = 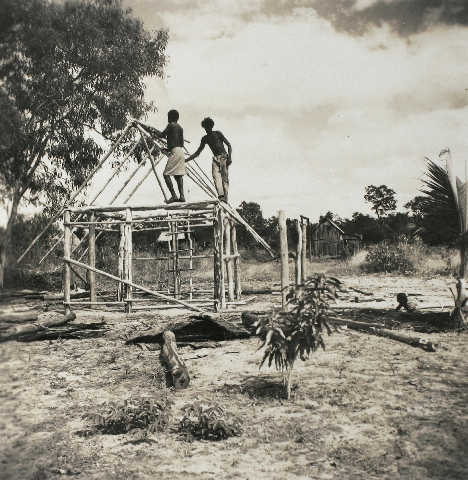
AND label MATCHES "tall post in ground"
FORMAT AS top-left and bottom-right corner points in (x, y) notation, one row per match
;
(295, 219), (302, 287)
(278, 210), (289, 312)
(88, 211), (96, 307)
(63, 210), (71, 315)
(124, 208), (133, 313)
(117, 223), (125, 301)
(301, 216), (307, 283)
(225, 218), (235, 303)
(232, 221), (242, 300)
(213, 204), (226, 310)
